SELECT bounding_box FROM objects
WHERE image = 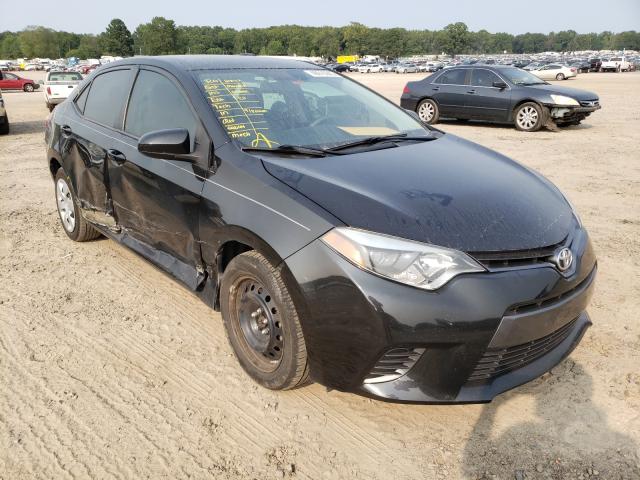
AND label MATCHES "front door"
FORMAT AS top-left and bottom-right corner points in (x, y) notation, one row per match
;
(0, 72), (23, 90)
(464, 69), (512, 122)
(107, 67), (209, 289)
